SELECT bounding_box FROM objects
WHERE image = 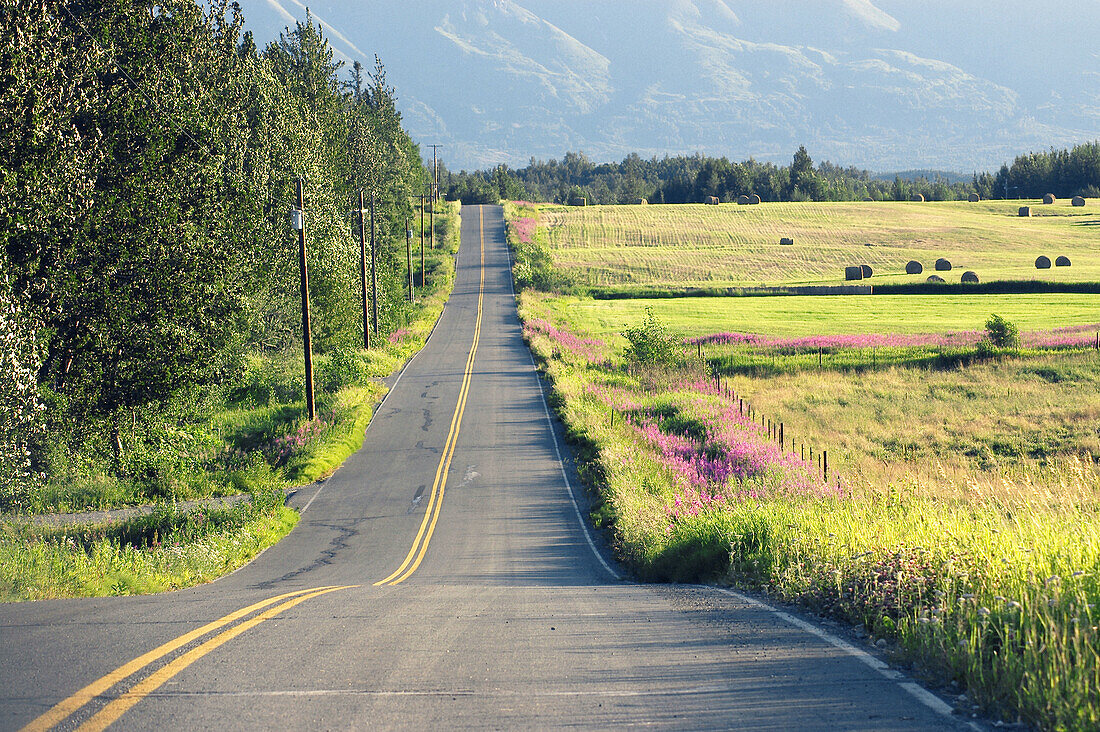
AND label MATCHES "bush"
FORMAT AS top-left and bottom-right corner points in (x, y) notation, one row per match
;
(317, 347), (369, 392)
(985, 314), (1020, 348)
(623, 308), (682, 367)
